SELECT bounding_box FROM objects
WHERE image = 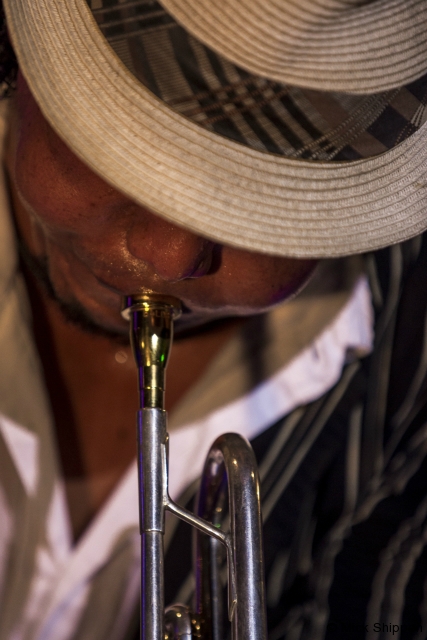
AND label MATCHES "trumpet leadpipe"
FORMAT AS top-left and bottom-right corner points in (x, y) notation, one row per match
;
(122, 293), (267, 640)
(122, 293), (181, 640)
